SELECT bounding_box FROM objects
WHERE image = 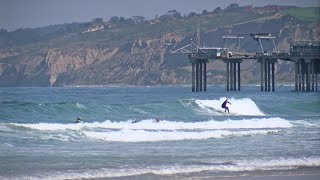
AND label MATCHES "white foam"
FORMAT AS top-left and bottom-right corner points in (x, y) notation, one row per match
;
(238, 157), (320, 168)
(4, 157), (319, 180)
(11, 117), (293, 131)
(83, 129), (282, 142)
(195, 97), (265, 116)
(292, 120), (320, 128)
(75, 102), (86, 109)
